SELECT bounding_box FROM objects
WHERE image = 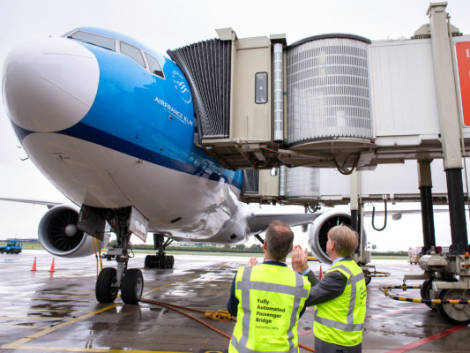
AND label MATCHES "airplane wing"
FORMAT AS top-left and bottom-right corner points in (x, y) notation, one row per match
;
(247, 213), (322, 235)
(0, 197), (62, 209)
